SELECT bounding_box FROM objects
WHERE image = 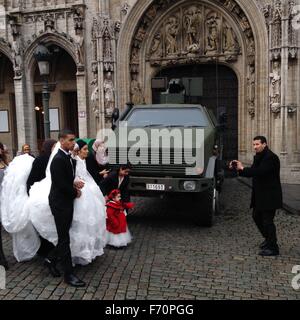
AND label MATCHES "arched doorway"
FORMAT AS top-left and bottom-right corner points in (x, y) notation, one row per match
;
(0, 53), (18, 156)
(33, 45), (78, 151)
(152, 64), (238, 160)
